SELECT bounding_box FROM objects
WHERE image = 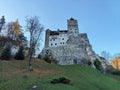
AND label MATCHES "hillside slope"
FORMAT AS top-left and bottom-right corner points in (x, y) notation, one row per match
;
(0, 60), (120, 90)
